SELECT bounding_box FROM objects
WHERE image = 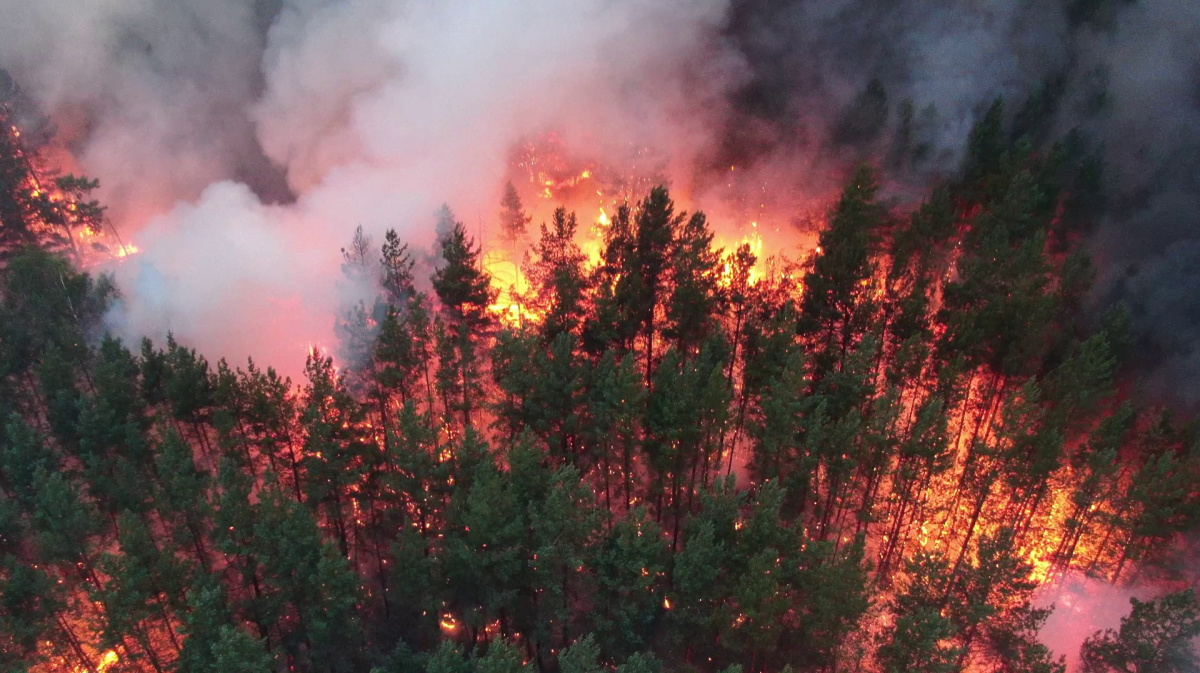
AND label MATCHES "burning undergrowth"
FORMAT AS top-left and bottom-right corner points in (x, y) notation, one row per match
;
(1, 2), (1200, 673)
